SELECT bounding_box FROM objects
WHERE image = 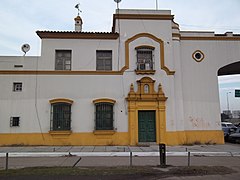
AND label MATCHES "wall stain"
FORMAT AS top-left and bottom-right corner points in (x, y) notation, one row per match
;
(189, 116), (211, 128)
